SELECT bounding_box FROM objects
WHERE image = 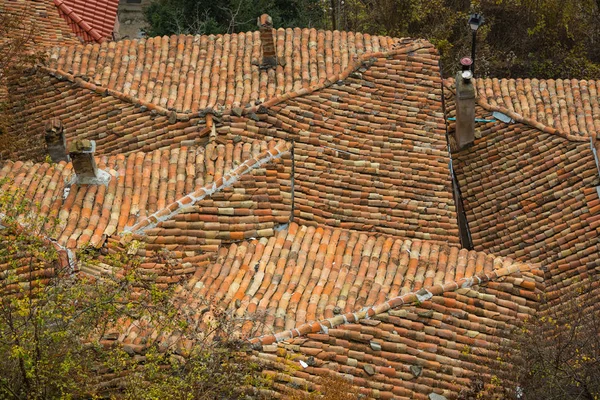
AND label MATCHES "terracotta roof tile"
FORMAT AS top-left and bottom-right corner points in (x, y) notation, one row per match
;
(54, 0), (118, 43)
(0, 139), (286, 249)
(6, 70), (208, 161)
(168, 222), (539, 338)
(447, 78), (600, 139)
(0, 0), (79, 49)
(253, 261), (543, 399)
(447, 85), (600, 306)
(47, 30), (398, 112)
(216, 42), (459, 243)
